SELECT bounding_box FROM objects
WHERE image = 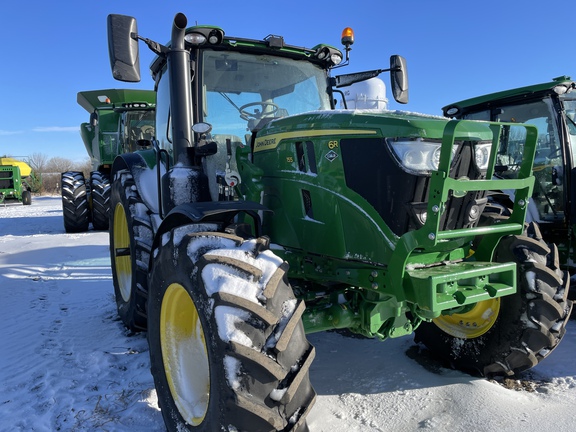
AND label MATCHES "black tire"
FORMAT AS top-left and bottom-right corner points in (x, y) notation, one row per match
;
(22, 190), (32, 205)
(148, 229), (316, 431)
(90, 170), (111, 230)
(415, 222), (572, 377)
(61, 171), (89, 233)
(109, 169), (153, 332)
